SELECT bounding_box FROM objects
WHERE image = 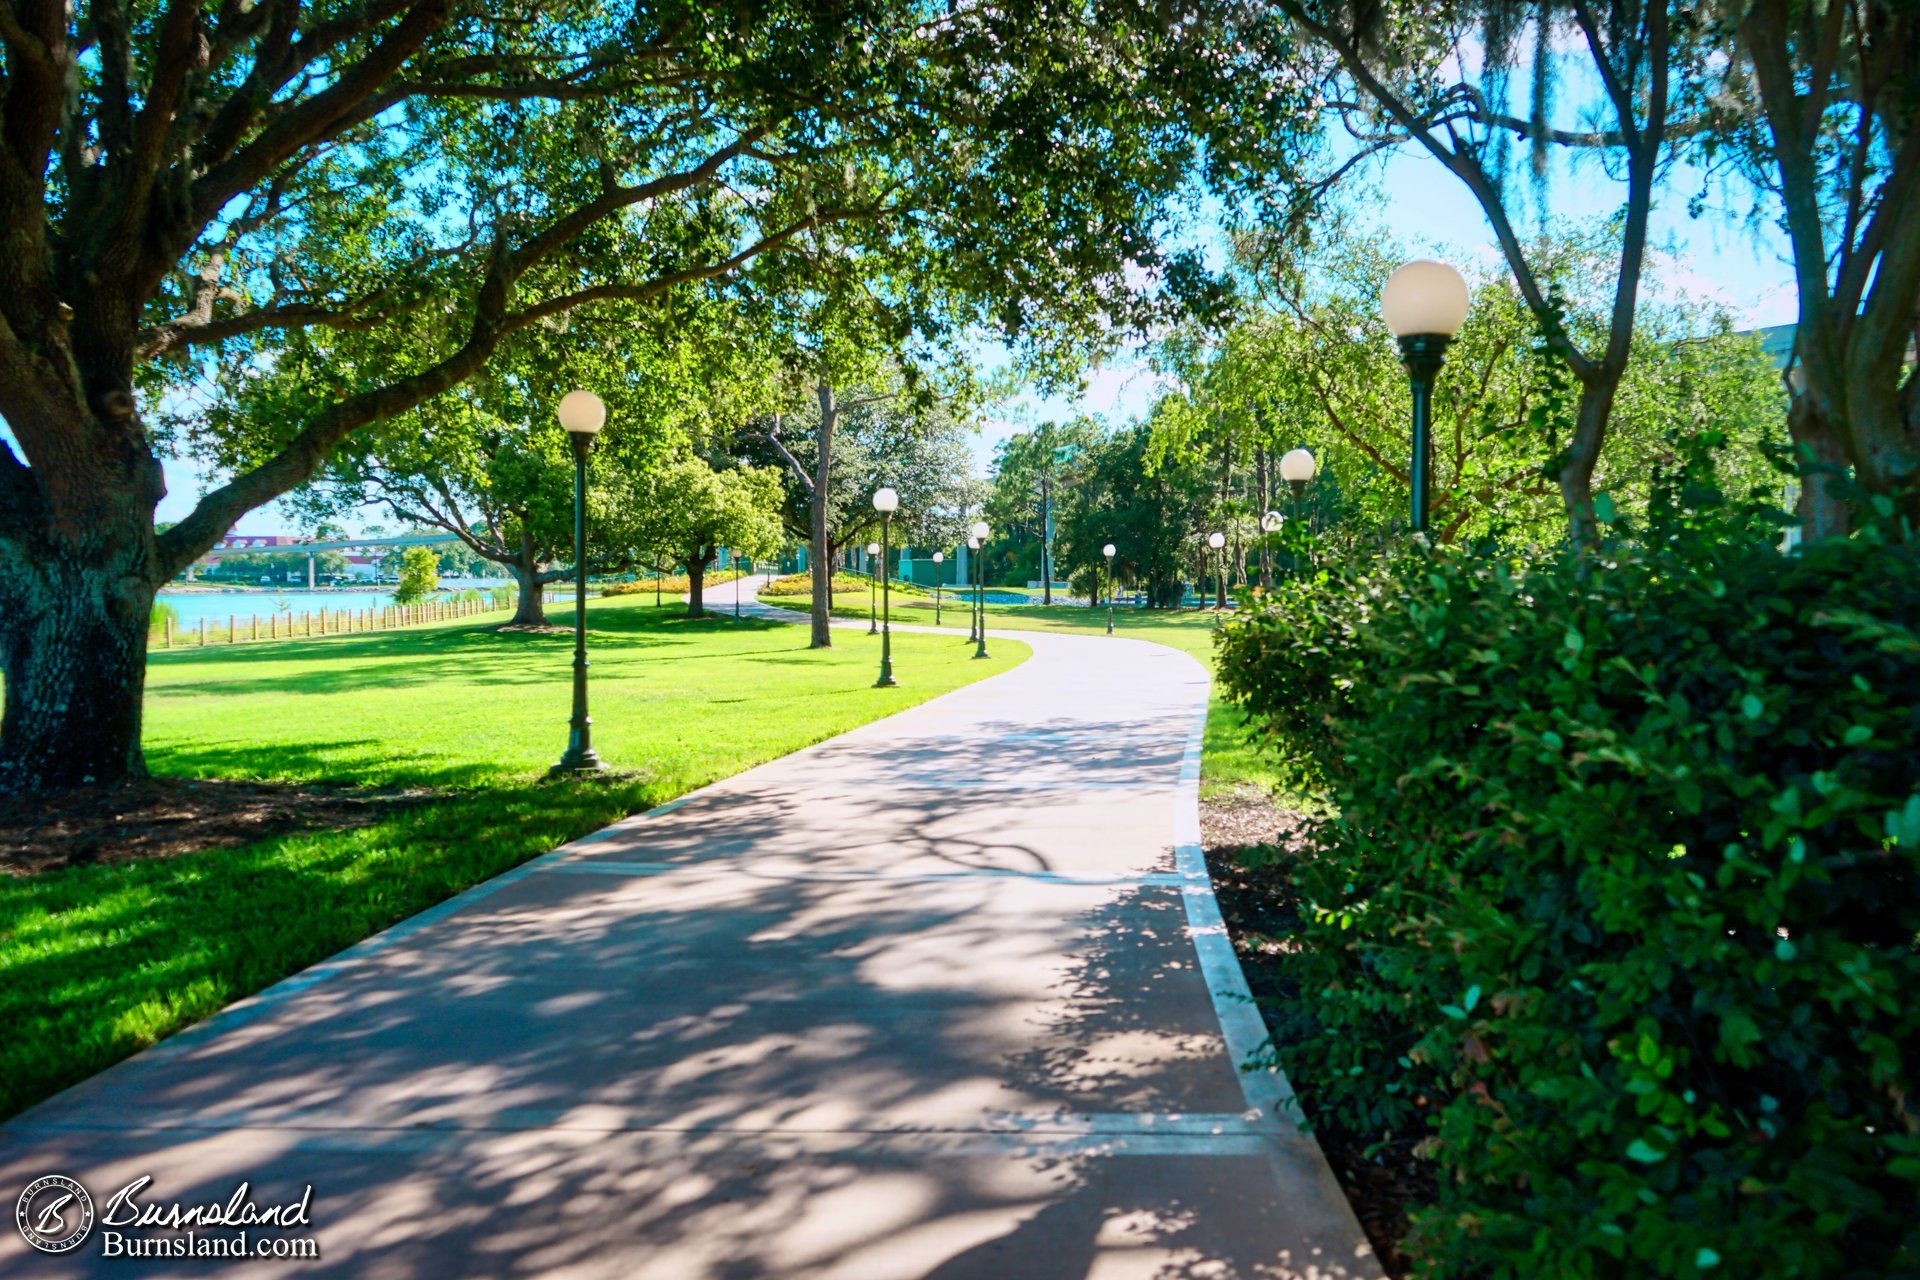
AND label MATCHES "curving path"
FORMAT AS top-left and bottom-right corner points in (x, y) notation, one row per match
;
(0, 581), (1380, 1279)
